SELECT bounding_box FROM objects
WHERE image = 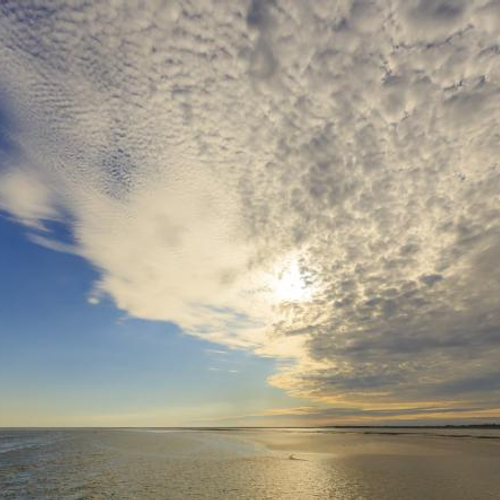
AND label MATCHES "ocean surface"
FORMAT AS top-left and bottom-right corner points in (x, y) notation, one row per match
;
(1, 427), (499, 499)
